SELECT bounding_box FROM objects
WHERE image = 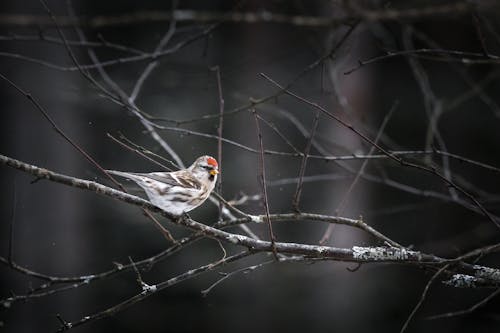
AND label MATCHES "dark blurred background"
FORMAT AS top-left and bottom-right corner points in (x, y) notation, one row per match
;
(1, 0), (500, 332)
